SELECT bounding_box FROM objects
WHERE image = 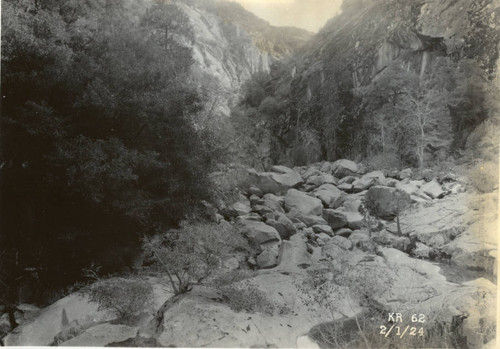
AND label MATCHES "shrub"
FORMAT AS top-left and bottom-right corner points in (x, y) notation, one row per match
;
(86, 277), (153, 318)
(143, 221), (248, 295)
(469, 162), (499, 193)
(220, 283), (275, 315)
